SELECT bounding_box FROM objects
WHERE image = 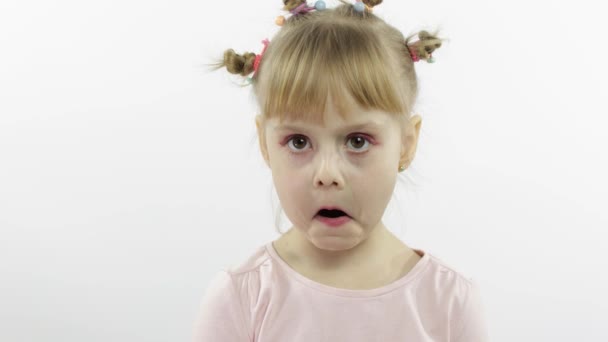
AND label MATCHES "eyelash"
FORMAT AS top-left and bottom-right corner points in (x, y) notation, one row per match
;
(283, 134), (374, 154)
